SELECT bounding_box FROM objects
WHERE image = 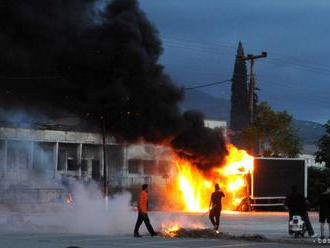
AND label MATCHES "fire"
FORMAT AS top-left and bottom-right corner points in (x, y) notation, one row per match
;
(227, 177), (245, 191)
(177, 163), (212, 212)
(162, 224), (180, 237)
(65, 193), (73, 205)
(174, 144), (254, 212)
(217, 144), (254, 175)
(161, 223), (206, 237)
